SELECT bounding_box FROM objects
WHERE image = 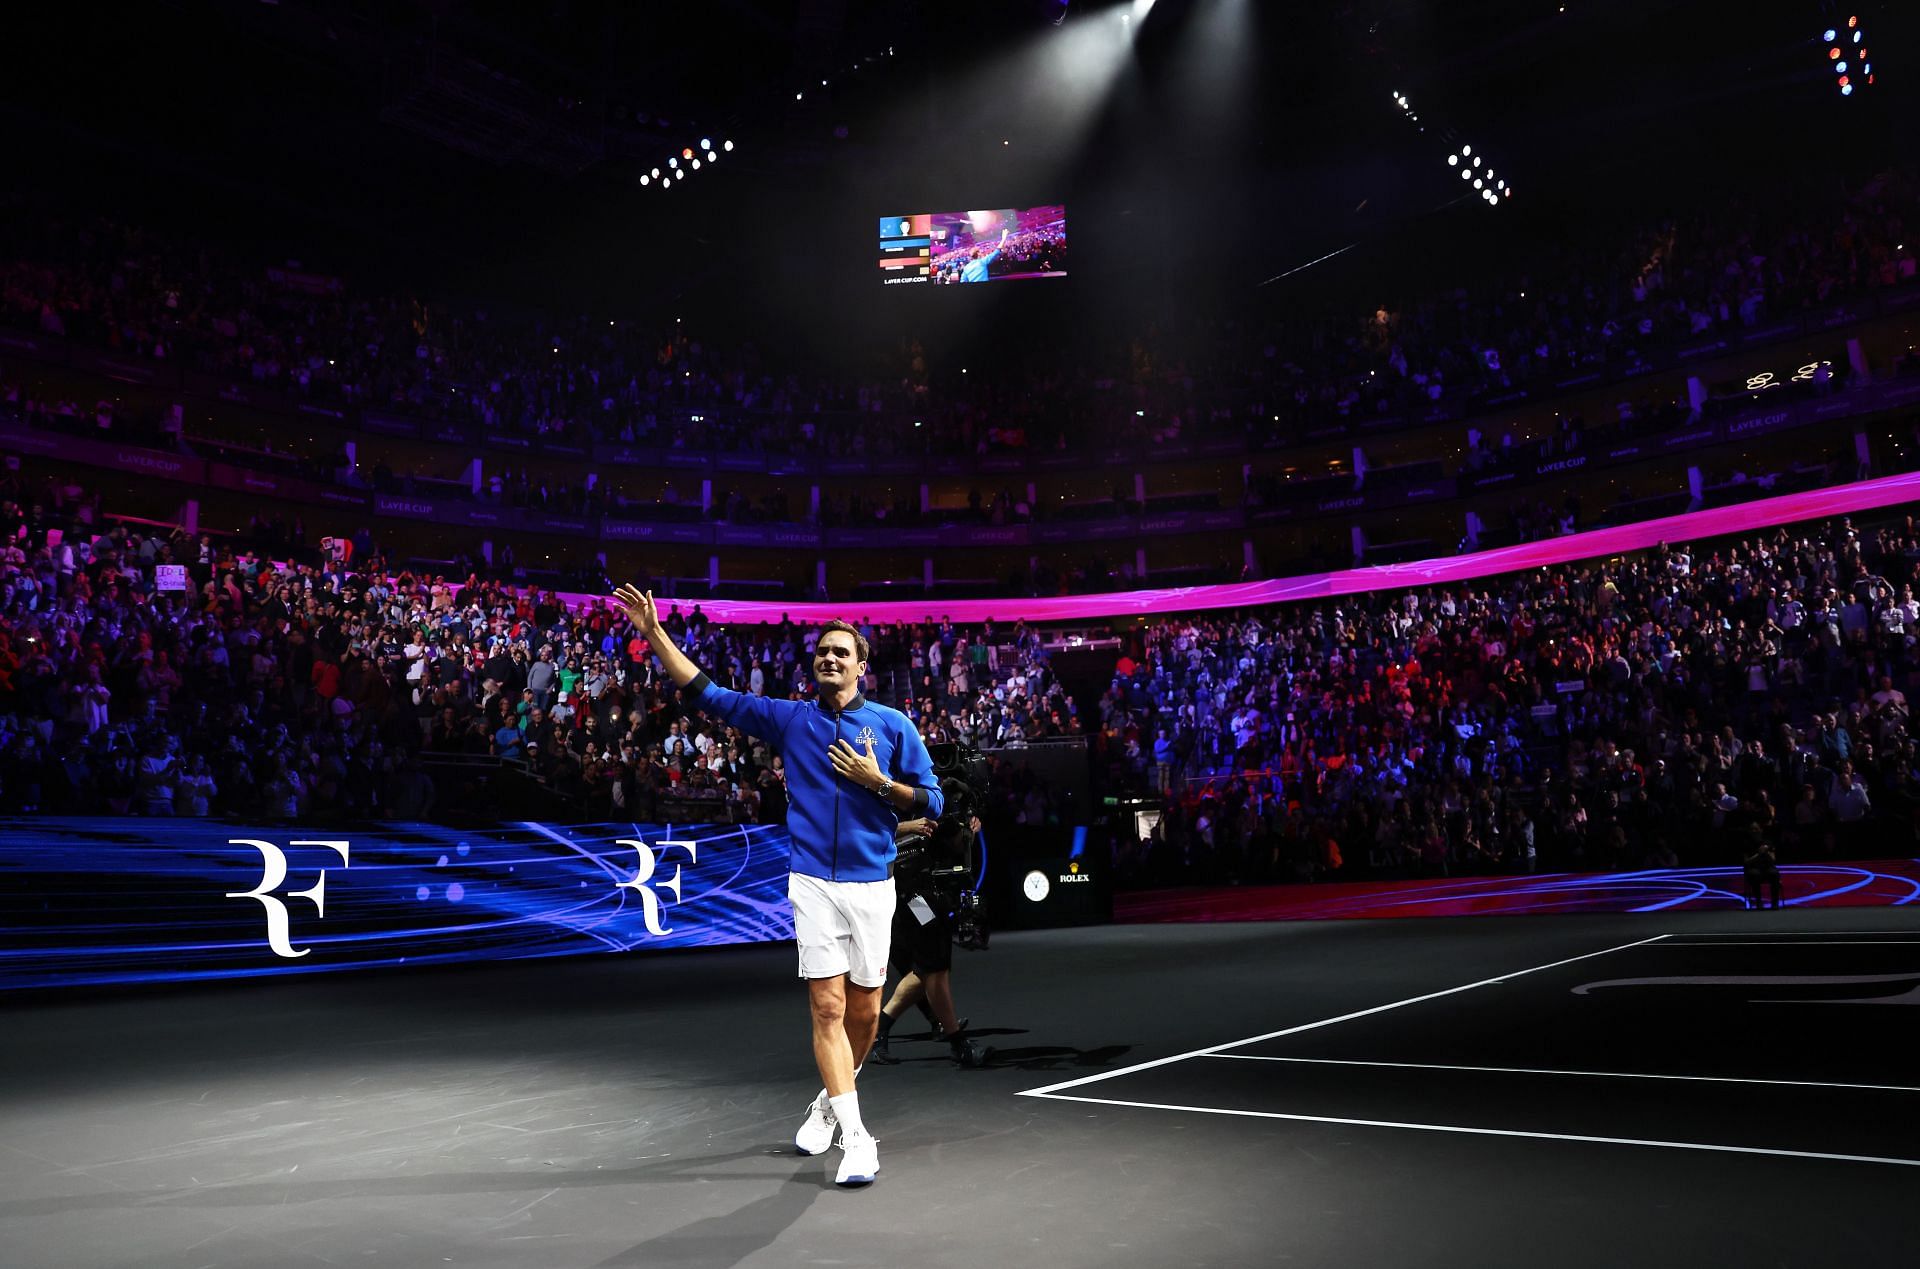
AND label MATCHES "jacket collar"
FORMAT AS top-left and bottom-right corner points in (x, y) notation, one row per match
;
(818, 692), (868, 714)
